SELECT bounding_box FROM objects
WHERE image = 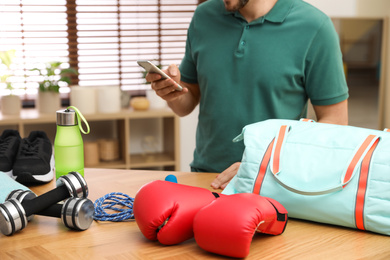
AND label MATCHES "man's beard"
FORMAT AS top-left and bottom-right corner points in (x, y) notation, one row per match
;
(224, 0), (250, 12)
